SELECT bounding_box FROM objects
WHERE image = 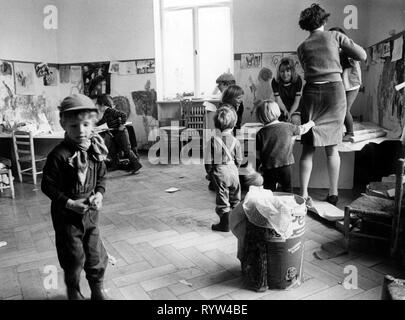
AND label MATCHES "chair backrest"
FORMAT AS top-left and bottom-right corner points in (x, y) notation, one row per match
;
(179, 98), (192, 128)
(12, 130), (34, 162)
(391, 158), (405, 256)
